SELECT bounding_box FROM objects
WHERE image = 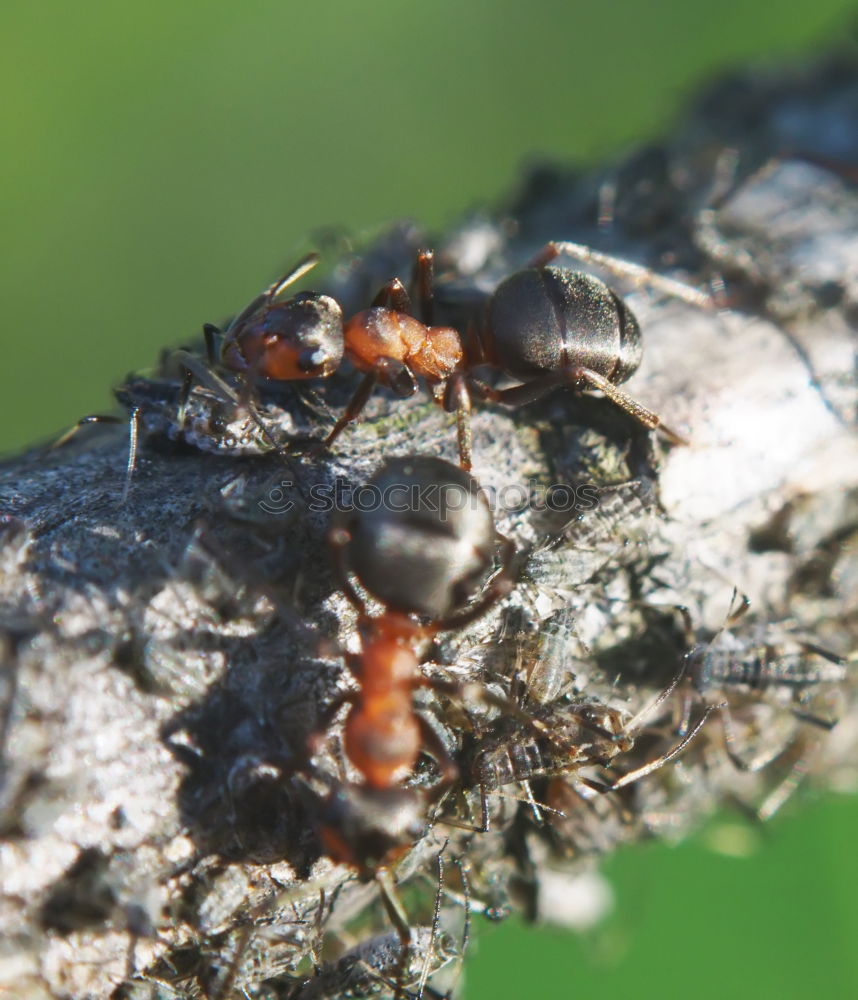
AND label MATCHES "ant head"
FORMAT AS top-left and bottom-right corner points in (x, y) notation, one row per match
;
(485, 267), (642, 384)
(315, 783), (426, 876)
(223, 291), (344, 379)
(332, 456), (499, 621)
